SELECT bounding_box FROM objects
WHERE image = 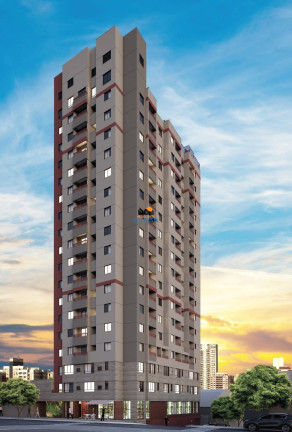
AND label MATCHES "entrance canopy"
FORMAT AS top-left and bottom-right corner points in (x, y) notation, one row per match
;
(86, 400), (113, 405)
